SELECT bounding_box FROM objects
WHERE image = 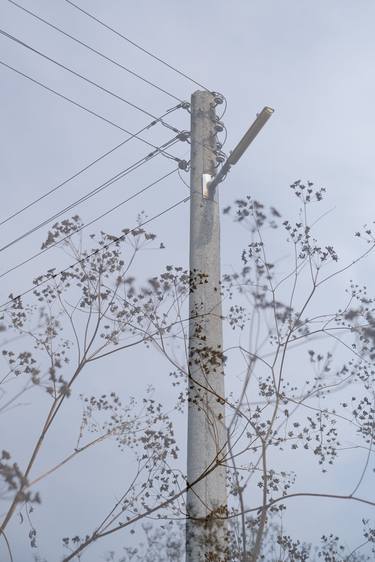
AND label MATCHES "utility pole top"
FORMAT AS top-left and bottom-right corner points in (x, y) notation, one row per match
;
(189, 90), (219, 200)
